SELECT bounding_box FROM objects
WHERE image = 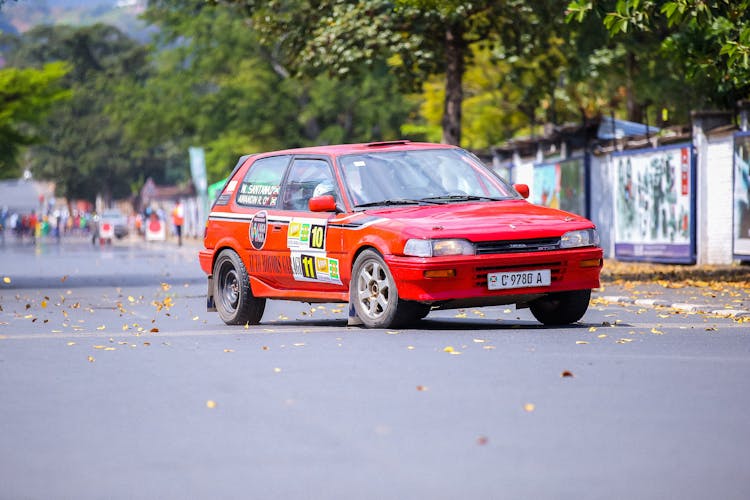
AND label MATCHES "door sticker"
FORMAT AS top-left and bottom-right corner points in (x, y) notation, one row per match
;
(249, 211), (268, 250)
(291, 252), (341, 283)
(288, 218), (327, 250)
(287, 217), (340, 284)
